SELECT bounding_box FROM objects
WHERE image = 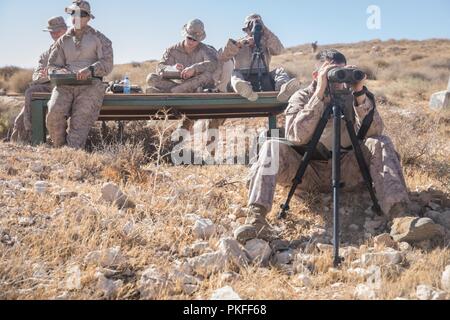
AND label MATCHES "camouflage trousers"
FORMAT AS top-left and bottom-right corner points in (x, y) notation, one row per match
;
(146, 72), (215, 94)
(11, 84), (52, 143)
(46, 80), (106, 149)
(231, 67), (291, 92)
(248, 136), (410, 217)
